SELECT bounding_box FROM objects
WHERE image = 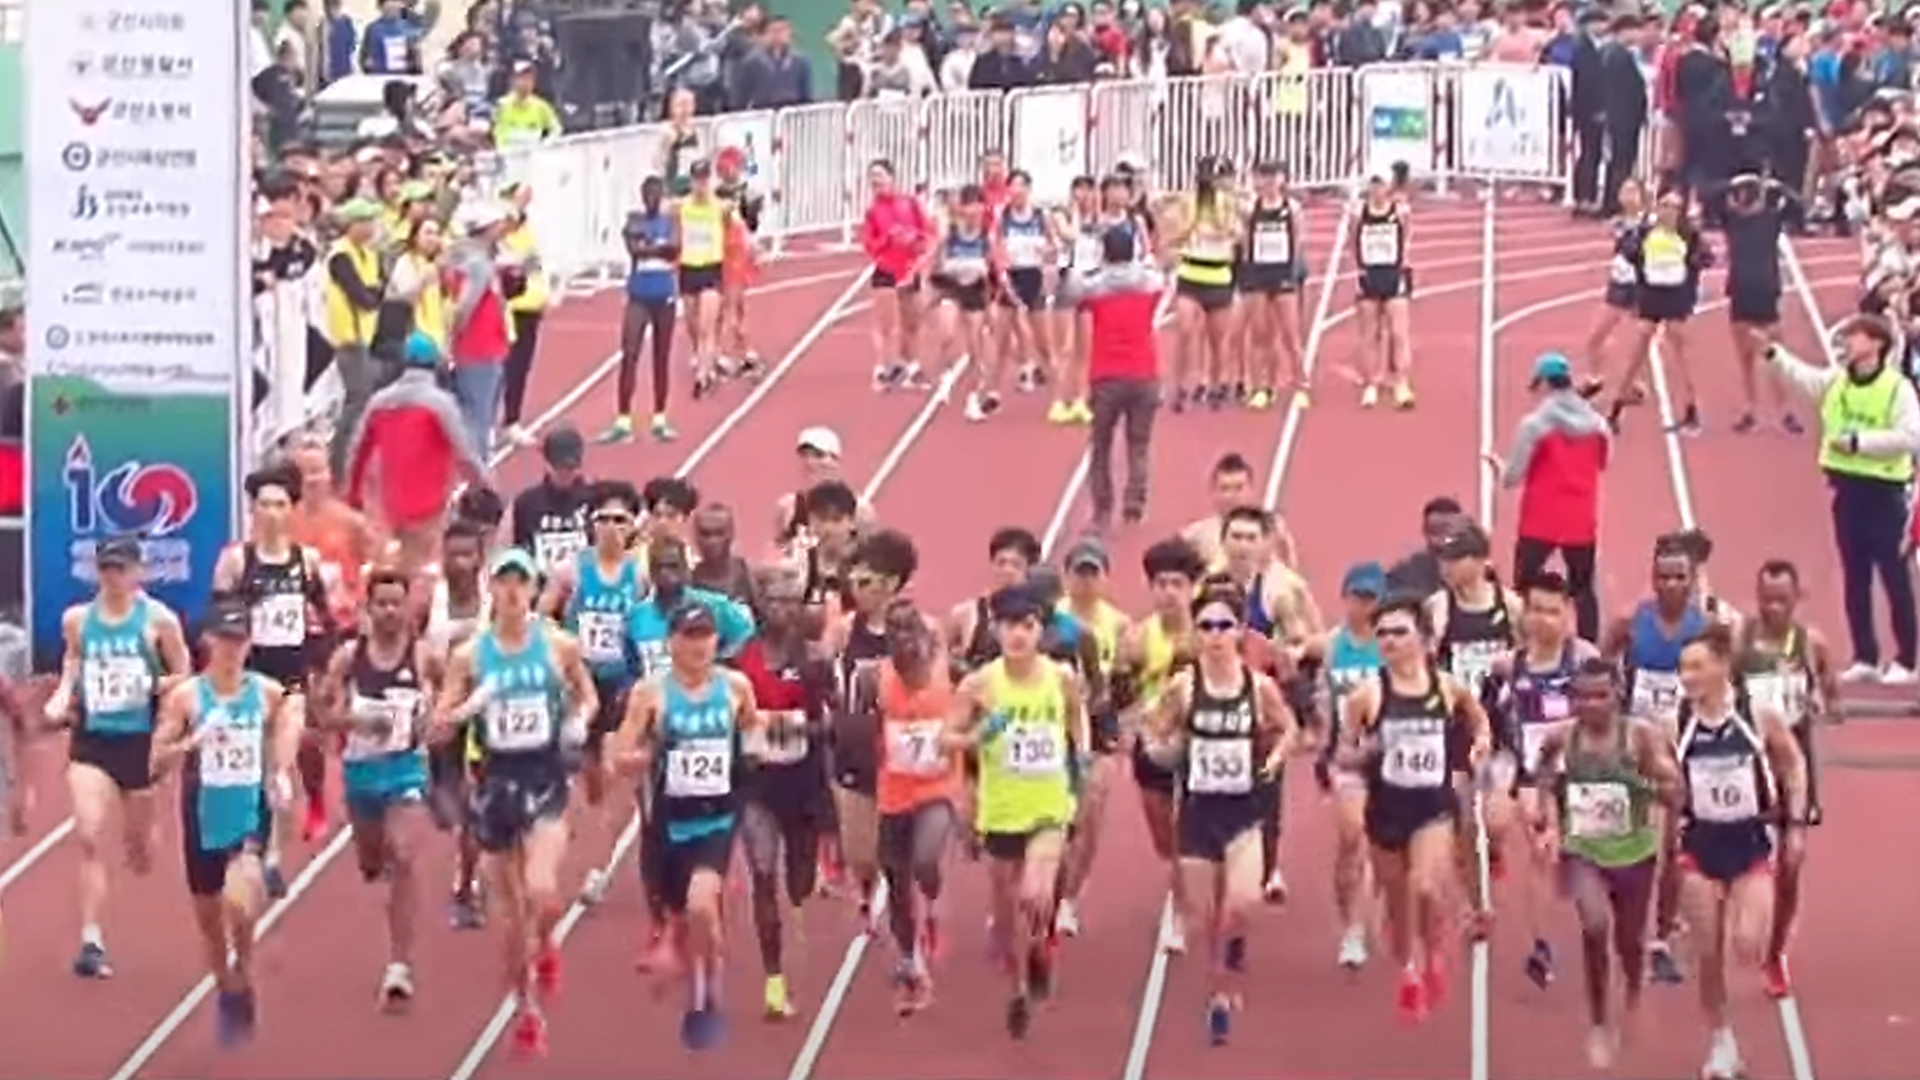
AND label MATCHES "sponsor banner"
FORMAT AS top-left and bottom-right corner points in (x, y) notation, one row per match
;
(1360, 67), (1435, 180)
(1456, 65), (1559, 179)
(25, 1), (247, 666)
